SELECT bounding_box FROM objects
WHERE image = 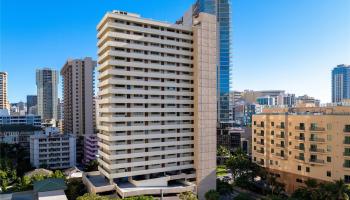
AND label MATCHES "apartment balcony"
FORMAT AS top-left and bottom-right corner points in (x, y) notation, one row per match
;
(295, 136), (305, 141)
(309, 158), (325, 164)
(294, 146), (305, 151)
(256, 133), (264, 137)
(295, 126), (305, 131)
(275, 143), (285, 148)
(276, 125), (285, 129)
(256, 124), (264, 128)
(256, 141), (264, 145)
(309, 148), (326, 153)
(309, 138), (326, 143)
(273, 153), (286, 159)
(295, 156), (305, 161)
(276, 134), (285, 139)
(310, 127), (326, 132)
(256, 149), (264, 154)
